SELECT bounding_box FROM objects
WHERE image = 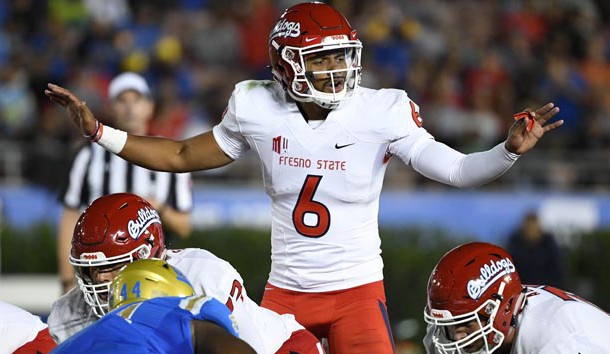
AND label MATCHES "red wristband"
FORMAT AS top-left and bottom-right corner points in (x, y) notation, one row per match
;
(91, 122), (104, 142)
(83, 120), (101, 140)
